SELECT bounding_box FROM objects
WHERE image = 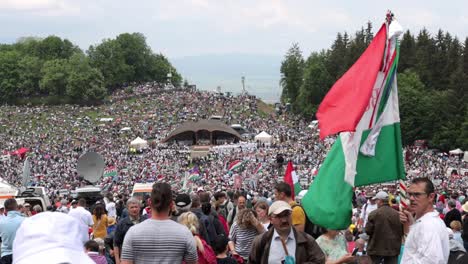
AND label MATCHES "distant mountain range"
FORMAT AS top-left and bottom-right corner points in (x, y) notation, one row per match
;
(171, 53), (282, 103)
